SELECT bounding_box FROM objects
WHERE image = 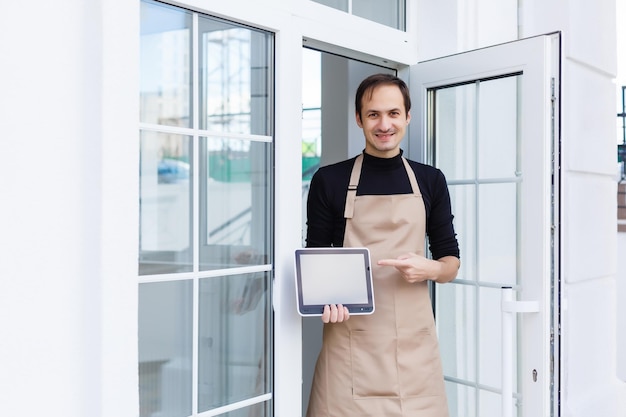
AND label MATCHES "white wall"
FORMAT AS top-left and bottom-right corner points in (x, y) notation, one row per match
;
(0, 1), (139, 416)
(618, 232), (626, 382)
(522, 1), (625, 415)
